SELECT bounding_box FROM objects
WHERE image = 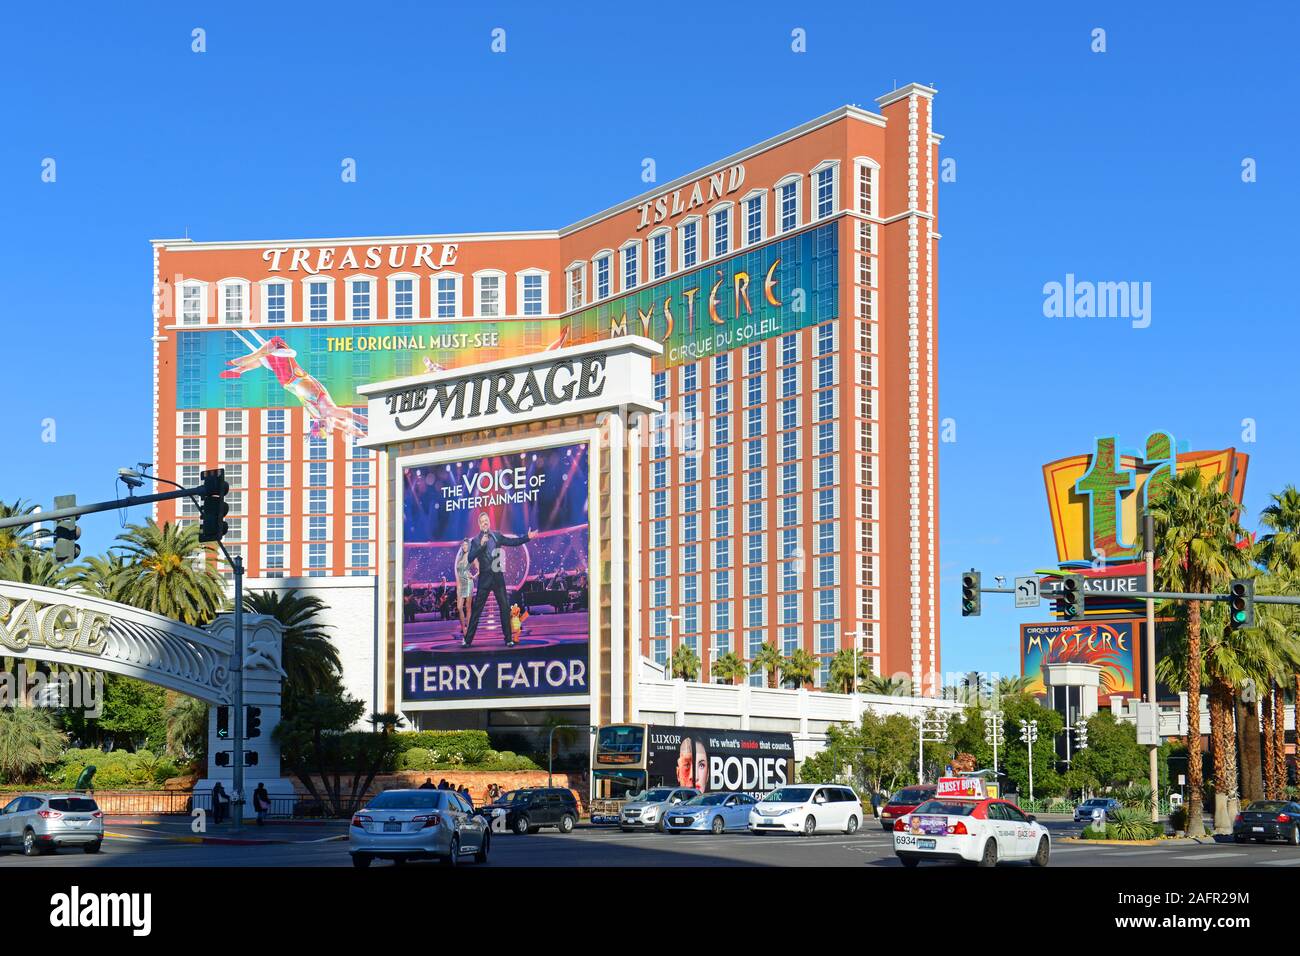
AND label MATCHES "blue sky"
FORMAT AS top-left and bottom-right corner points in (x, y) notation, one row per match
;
(2, 1), (1296, 678)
